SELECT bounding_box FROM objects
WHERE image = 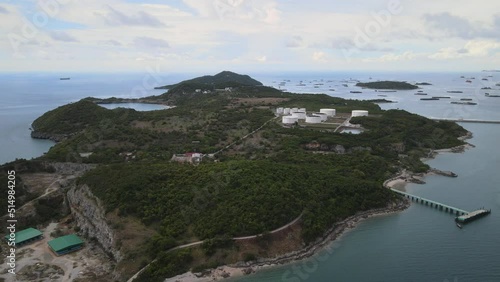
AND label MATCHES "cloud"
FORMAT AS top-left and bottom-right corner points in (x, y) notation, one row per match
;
(423, 12), (500, 39)
(0, 6), (8, 14)
(364, 51), (418, 63)
(101, 40), (123, 46)
(133, 36), (170, 50)
(286, 36), (303, 48)
(429, 40), (500, 59)
(49, 31), (79, 42)
(102, 5), (165, 27)
(312, 51), (328, 62)
(329, 37), (394, 52)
